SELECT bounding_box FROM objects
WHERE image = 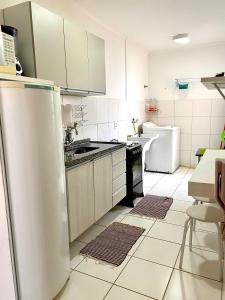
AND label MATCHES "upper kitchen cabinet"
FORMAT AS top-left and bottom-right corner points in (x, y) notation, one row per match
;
(63, 23), (106, 94)
(63, 20), (89, 92)
(126, 40), (149, 101)
(87, 32), (106, 94)
(0, 10), (3, 24)
(3, 2), (67, 87)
